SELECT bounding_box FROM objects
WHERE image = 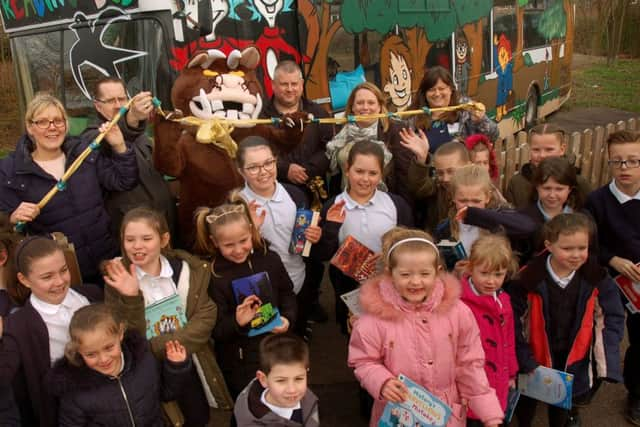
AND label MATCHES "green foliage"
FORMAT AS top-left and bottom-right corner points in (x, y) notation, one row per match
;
(523, 52), (534, 67)
(538, 0), (566, 40)
(517, 0), (530, 5)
